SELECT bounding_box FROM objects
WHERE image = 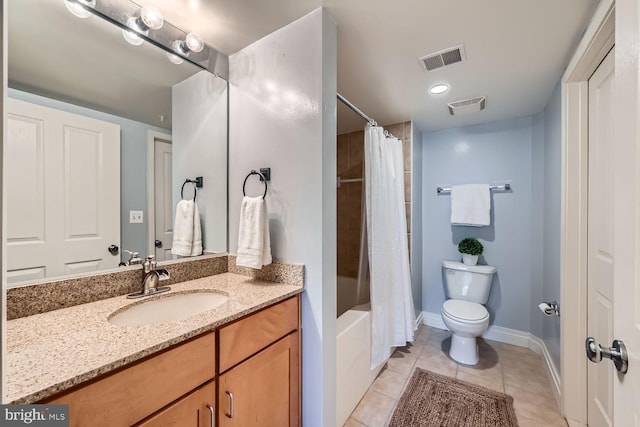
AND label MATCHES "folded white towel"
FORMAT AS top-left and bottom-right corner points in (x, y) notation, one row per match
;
(451, 184), (491, 226)
(236, 196), (272, 269)
(171, 200), (203, 257)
